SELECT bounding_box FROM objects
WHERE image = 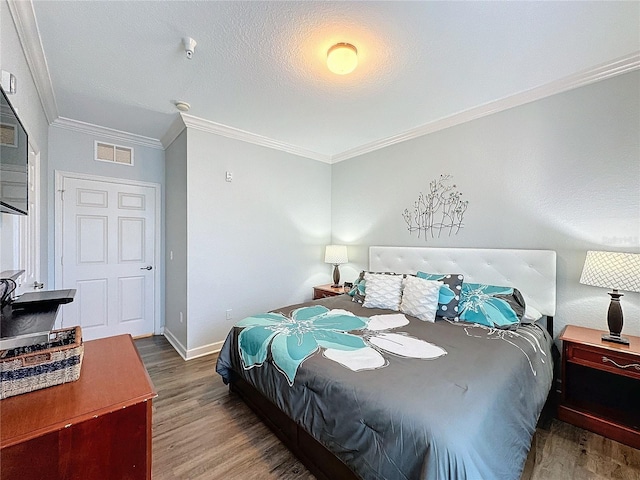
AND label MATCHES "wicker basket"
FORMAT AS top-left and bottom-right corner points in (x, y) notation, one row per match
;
(0, 326), (84, 399)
